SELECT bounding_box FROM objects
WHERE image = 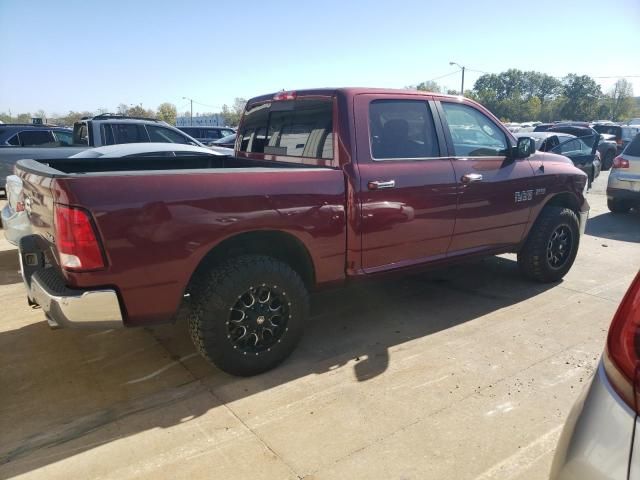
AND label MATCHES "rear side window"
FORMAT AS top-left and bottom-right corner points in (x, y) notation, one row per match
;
(147, 125), (191, 144)
(18, 130), (56, 146)
(111, 123), (149, 144)
(369, 100), (439, 159)
(180, 127), (199, 137)
(239, 99), (333, 159)
(7, 134), (20, 146)
(624, 133), (640, 157)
